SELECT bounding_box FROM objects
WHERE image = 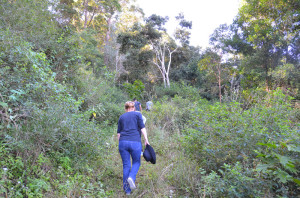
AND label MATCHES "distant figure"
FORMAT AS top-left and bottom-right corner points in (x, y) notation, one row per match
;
(146, 101), (153, 111)
(133, 98), (142, 112)
(133, 98), (146, 124)
(117, 101), (150, 195)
